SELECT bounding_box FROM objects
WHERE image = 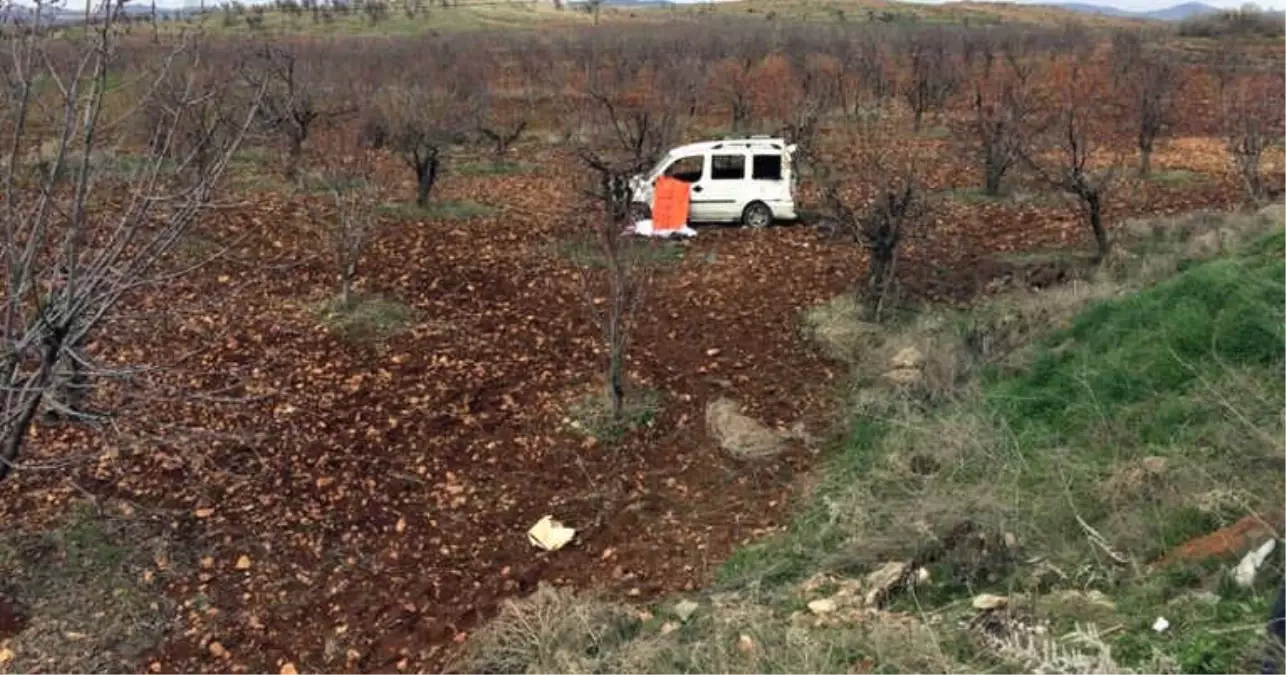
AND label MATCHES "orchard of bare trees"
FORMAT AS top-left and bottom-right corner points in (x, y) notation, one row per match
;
(3, 3), (1283, 468)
